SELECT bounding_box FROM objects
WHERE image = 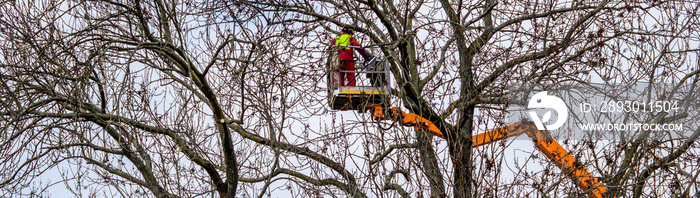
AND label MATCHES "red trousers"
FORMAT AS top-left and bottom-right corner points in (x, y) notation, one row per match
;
(340, 61), (356, 86)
